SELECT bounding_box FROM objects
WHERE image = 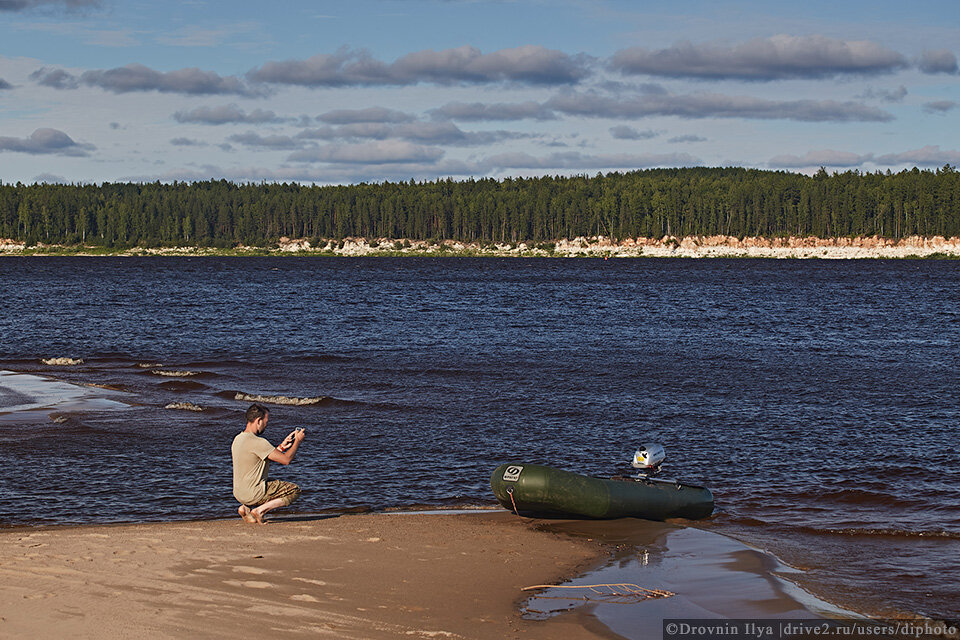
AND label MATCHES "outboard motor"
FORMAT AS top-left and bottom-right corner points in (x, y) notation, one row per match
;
(631, 443), (665, 476)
